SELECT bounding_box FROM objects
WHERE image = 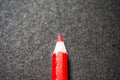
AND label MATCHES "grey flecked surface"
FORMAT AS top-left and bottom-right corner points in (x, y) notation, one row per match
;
(0, 0), (120, 80)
